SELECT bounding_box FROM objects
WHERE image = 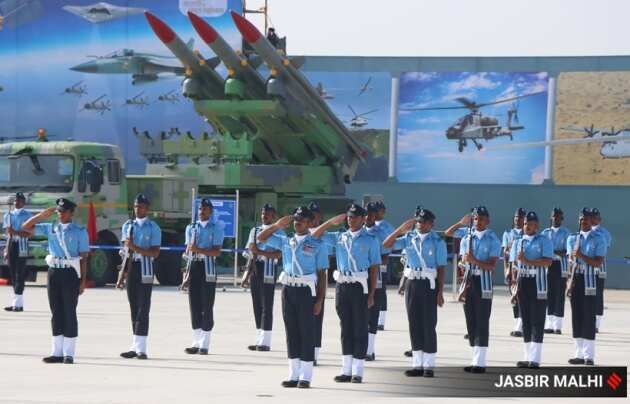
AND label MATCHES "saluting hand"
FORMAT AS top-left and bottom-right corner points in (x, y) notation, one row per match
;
(400, 218), (416, 233)
(330, 213), (347, 226)
(459, 214), (471, 226)
(275, 215), (293, 229)
(41, 207), (56, 218)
